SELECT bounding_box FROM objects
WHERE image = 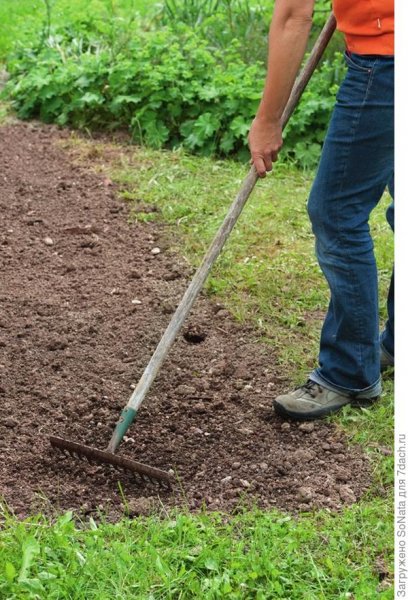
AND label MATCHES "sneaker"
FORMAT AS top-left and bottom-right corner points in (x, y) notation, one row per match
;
(273, 380), (377, 421)
(380, 348), (394, 372)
